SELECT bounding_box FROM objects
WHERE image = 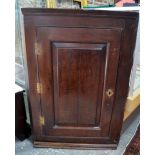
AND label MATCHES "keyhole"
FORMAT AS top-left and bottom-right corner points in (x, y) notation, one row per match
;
(108, 91), (112, 96)
(106, 89), (114, 97)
